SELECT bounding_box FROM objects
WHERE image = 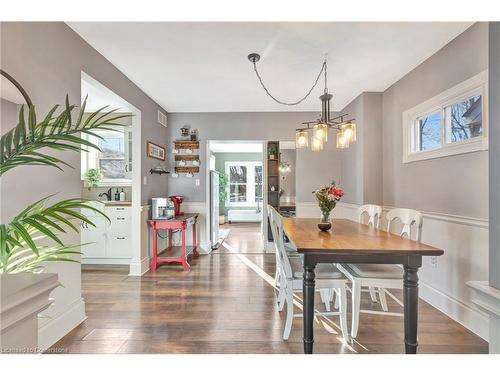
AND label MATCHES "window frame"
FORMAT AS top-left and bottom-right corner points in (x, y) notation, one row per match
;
(224, 161), (263, 207)
(403, 70), (488, 164)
